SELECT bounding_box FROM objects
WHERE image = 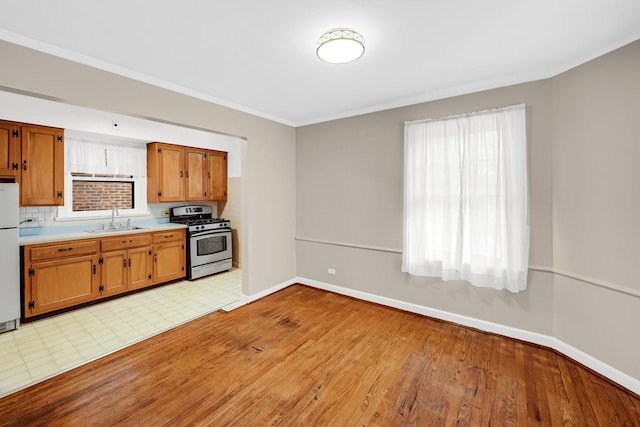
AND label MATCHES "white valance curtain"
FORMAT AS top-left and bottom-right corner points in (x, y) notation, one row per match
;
(402, 104), (529, 292)
(65, 134), (146, 177)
